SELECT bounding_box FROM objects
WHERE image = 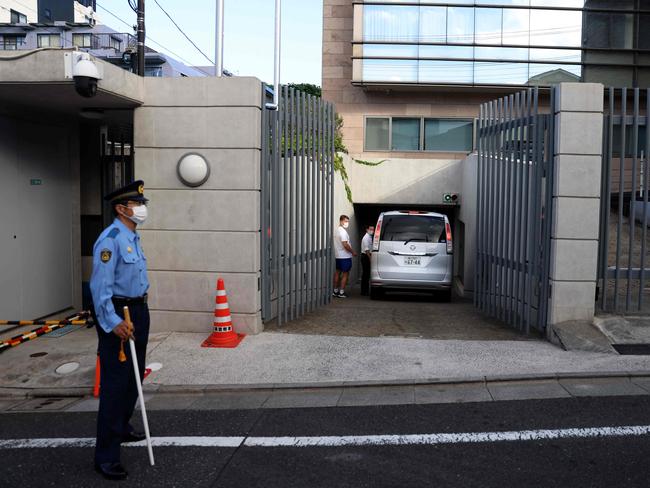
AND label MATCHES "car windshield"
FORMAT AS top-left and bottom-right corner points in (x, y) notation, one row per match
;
(380, 215), (446, 243)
